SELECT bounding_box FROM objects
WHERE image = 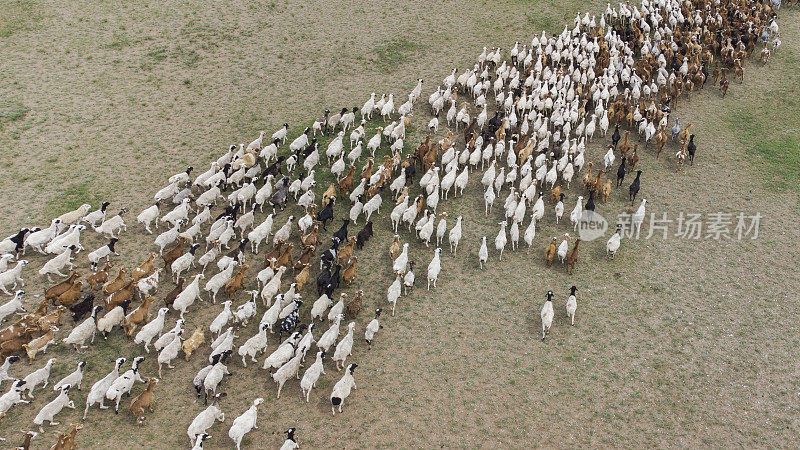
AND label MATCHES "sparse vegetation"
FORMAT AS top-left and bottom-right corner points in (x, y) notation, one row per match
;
(0, 1), (797, 448)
